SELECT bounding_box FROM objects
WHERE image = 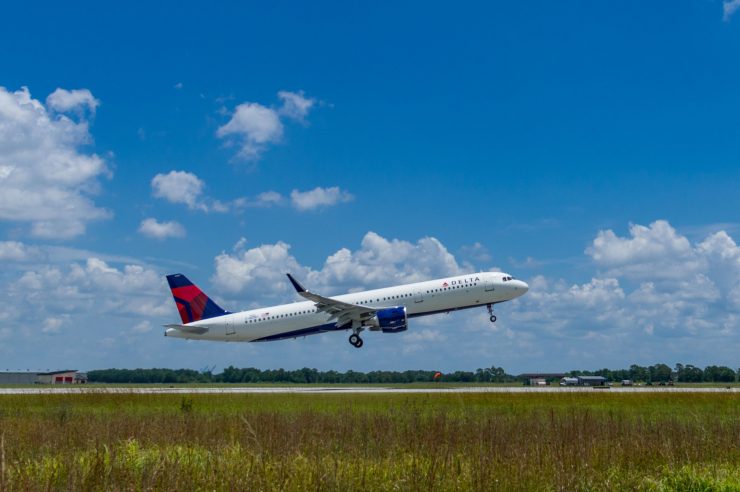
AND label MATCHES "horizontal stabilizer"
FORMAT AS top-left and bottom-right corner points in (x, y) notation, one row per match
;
(164, 324), (209, 335)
